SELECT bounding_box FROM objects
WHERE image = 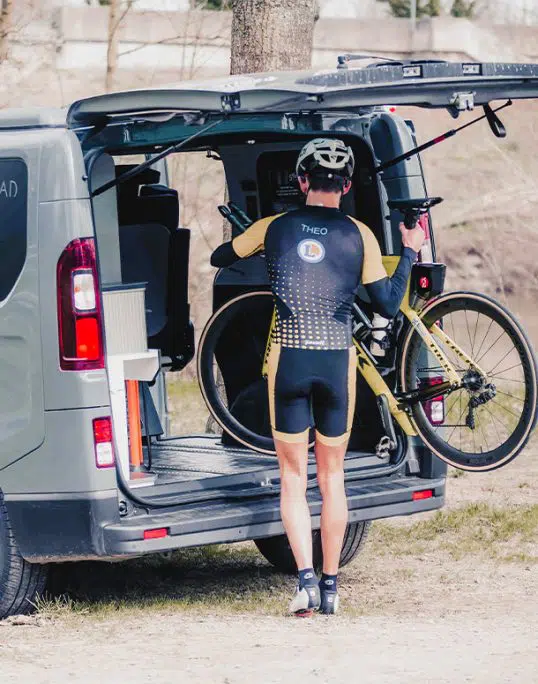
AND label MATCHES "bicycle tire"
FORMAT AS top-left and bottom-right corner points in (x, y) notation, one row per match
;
(197, 290), (278, 455)
(399, 291), (538, 471)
